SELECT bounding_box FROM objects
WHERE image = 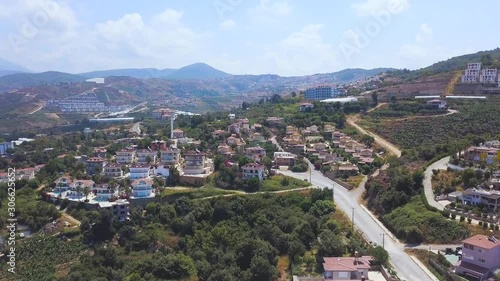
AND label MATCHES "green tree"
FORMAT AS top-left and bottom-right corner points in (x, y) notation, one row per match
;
(214, 155), (224, 171)
(167, 166), (180, 186)
(263, 156), (273, 175)
(249, 255), (277, 281)
(368, 246), (389, 266)
(317, 231), (344, 257)
(371, 92), (378, 106)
